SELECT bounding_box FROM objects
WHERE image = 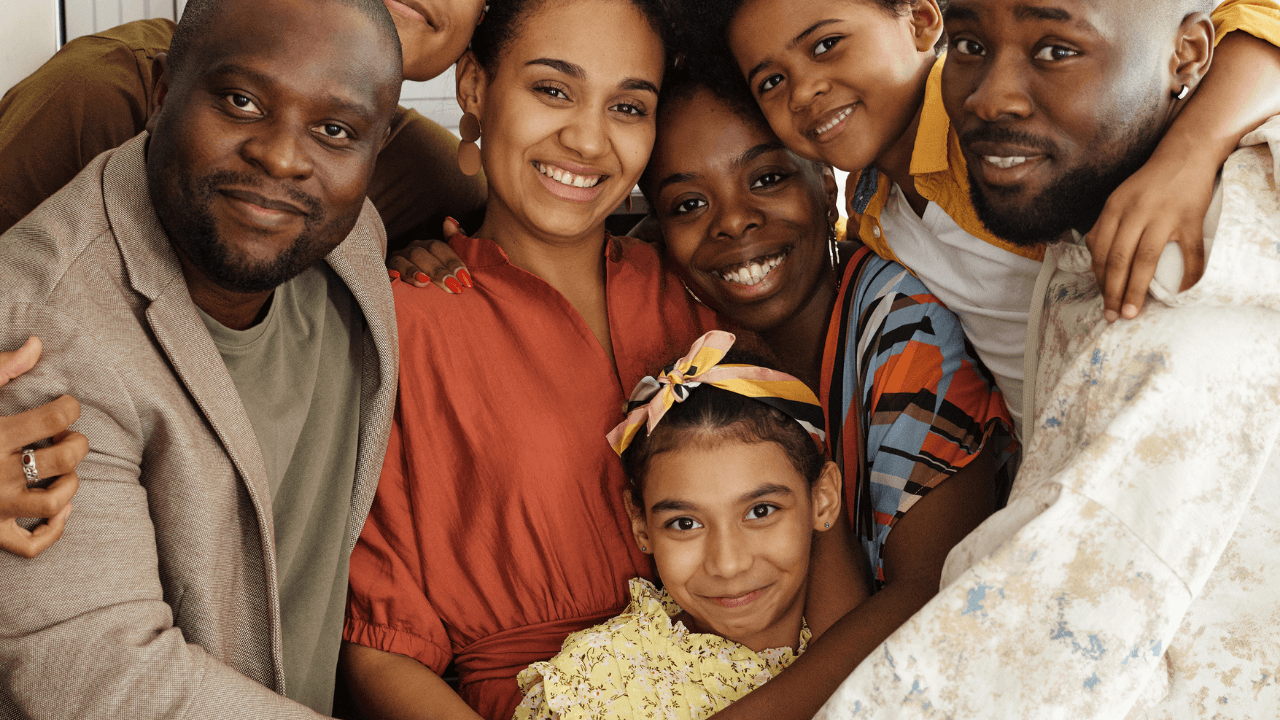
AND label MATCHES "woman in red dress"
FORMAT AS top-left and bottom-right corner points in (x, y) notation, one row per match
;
(340, 1), (717, 718)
